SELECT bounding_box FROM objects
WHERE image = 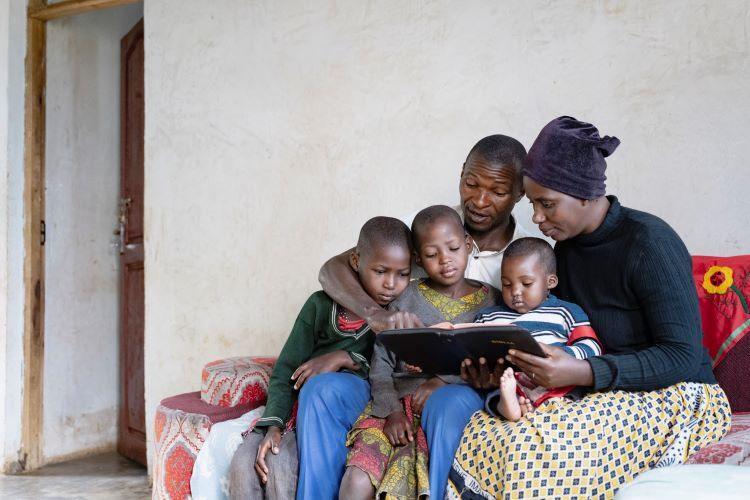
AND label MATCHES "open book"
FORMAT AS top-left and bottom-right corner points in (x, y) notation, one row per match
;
(377, 324), (546, 375)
